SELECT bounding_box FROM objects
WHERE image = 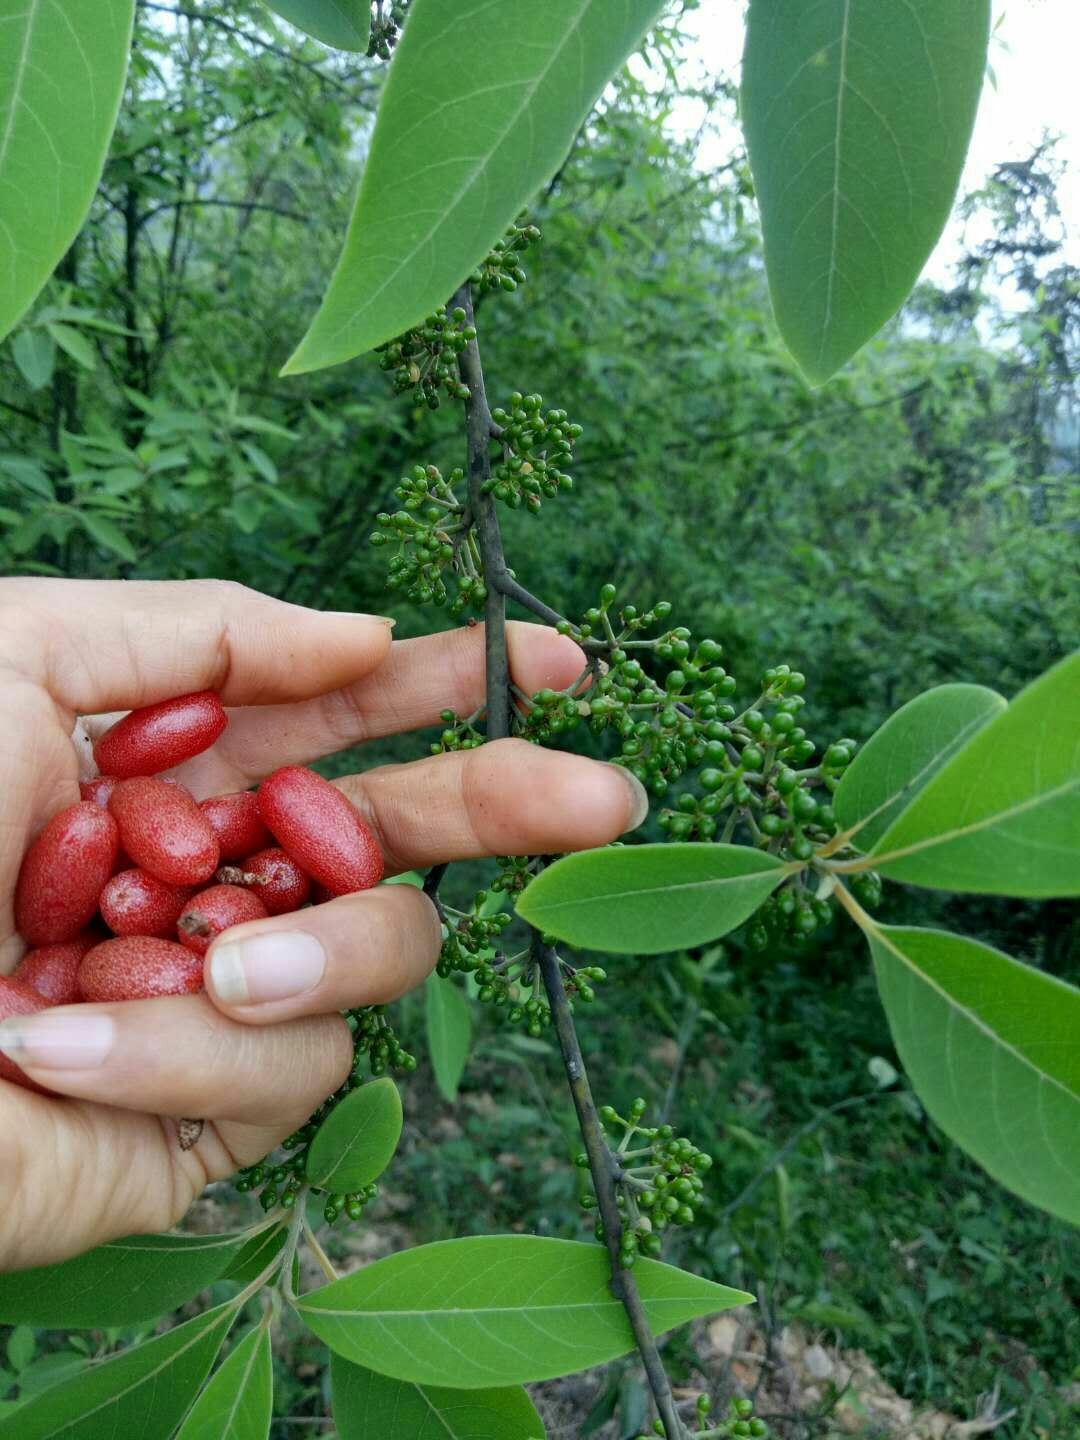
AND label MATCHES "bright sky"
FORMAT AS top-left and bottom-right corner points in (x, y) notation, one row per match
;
(682, 0), (1079, 283)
